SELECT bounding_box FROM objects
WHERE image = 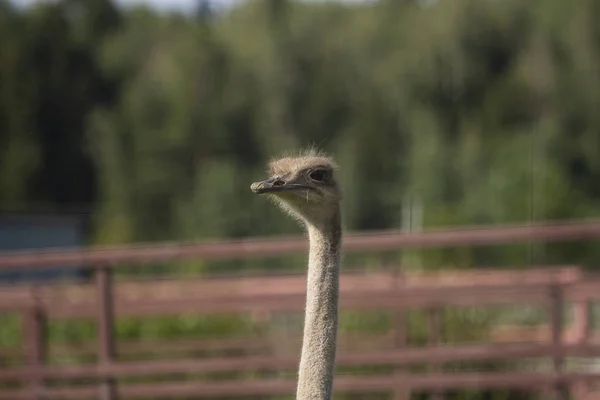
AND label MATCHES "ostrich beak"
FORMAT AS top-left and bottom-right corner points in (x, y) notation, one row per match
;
(250, 177), (287, 194)
(251, 177), (313, 195)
